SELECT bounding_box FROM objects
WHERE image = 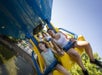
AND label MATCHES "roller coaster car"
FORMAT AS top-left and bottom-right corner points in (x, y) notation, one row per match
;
(30, 26), (85, 75)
